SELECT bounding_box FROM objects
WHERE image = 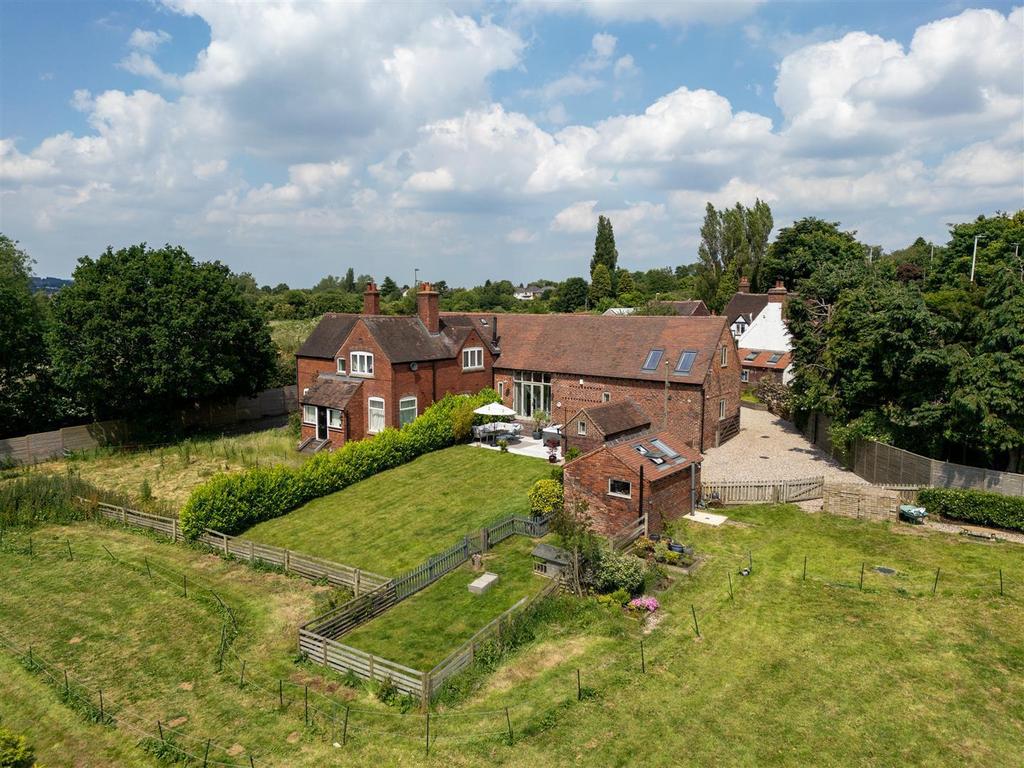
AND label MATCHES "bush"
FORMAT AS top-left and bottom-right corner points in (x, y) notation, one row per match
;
(918, 487), (1024, 532)
(180, 389), (499, 537)
(564, 446), (582, 462)
(593, 549), (646, 595)
(608, 587), (630, 605)
(528, 479), (563, 518)
(0, 727), (34, 768)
